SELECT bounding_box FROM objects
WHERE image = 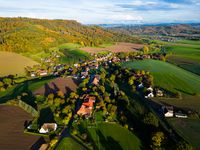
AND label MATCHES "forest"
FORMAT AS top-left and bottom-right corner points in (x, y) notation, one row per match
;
(0, 17), (142, 54)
